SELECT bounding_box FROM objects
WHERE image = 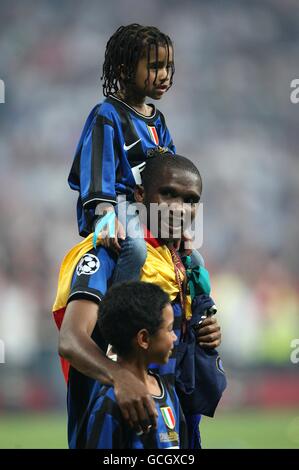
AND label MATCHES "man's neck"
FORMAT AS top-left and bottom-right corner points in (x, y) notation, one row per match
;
(143, 226), (179, 249)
